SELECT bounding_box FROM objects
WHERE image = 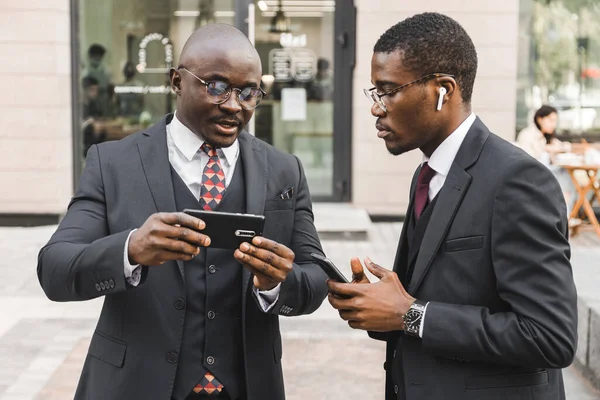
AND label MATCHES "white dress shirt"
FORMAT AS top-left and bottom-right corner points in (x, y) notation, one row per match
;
(417, 112), (476, 337)
(124, 112), (280, 311)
